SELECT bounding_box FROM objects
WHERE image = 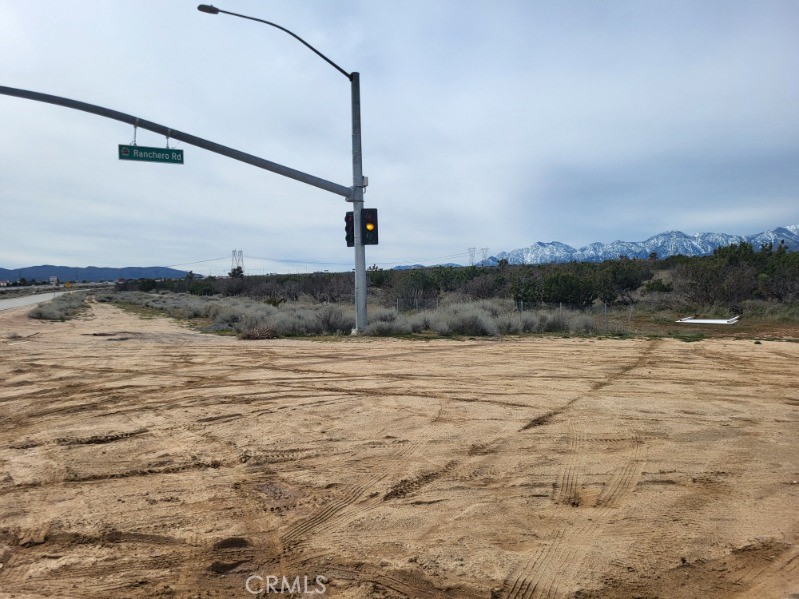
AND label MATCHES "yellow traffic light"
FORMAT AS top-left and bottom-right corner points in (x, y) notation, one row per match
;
(361, 208), (378, 245)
